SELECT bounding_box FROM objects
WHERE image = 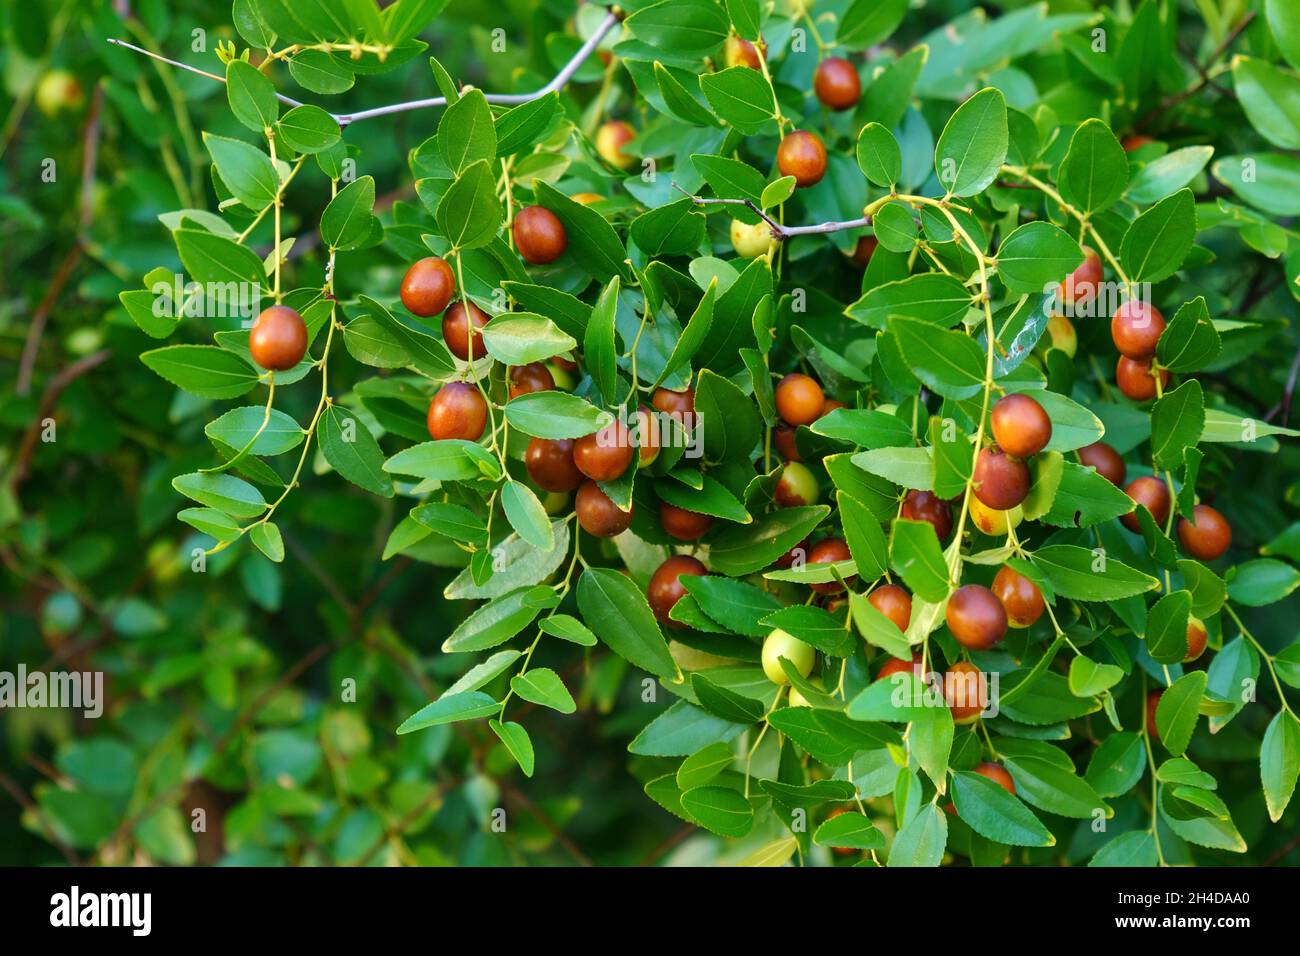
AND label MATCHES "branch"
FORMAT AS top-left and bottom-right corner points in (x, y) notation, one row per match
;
(107, 9), (622, 128)
(670, 182), (872, 240)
